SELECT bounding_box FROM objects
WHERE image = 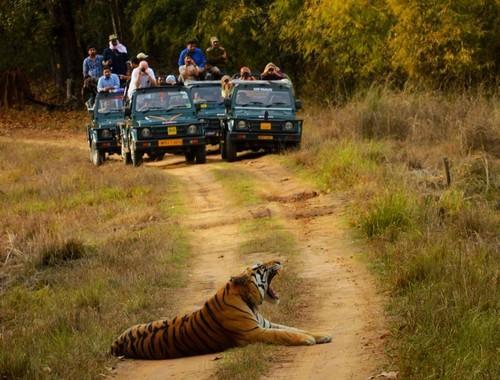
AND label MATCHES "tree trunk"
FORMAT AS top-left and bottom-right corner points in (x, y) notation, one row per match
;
(109, 0), (127, 43)
(47, 0), (80, 91)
